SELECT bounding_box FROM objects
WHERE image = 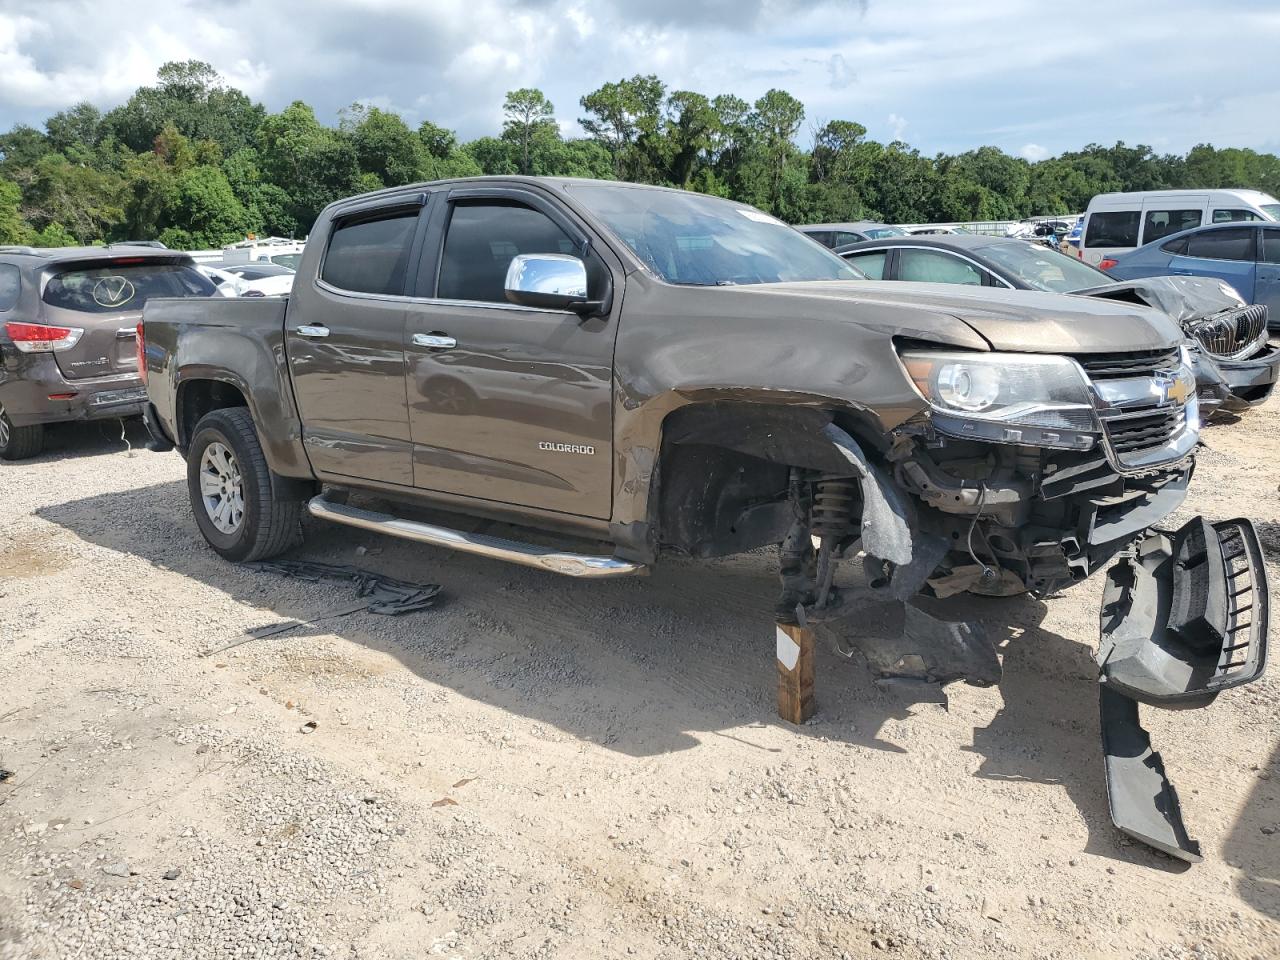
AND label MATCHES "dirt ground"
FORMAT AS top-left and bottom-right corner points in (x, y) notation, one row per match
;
(1, 402), (1278, 960)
